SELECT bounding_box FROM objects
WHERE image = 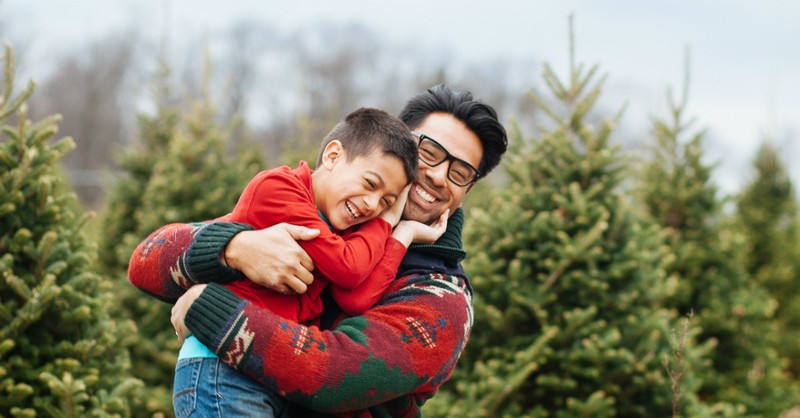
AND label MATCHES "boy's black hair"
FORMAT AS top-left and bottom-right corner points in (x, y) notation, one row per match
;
(317, 108), (418, 184)
(399, 84), (507, 178)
